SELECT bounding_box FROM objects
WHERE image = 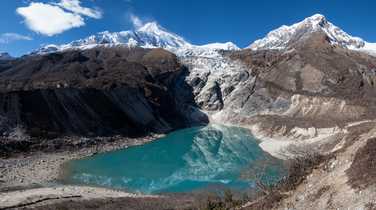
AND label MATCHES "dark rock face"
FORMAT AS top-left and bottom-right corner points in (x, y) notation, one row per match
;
(0, 47), (207, 138)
